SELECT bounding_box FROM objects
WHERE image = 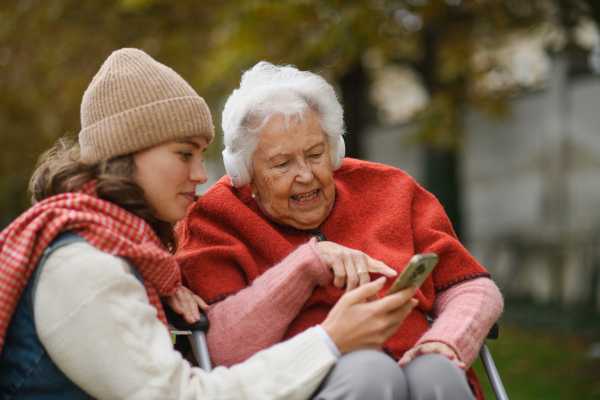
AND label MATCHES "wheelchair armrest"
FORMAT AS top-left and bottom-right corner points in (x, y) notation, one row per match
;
(163, 303), (210, 332)
(486, 322), (499, 340)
